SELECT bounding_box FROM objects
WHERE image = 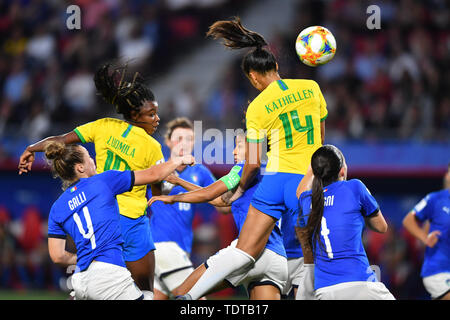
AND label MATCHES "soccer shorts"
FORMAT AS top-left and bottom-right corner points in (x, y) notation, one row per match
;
(315, 281), (396, 300)
(283, 257), (304, 295)
(423, 272), (450, 299)
(251, 172), (304, 221)
(206, 239), (288, 295)
(71, 261), (143, 300)
(119, 214), (155, 262)
(153, 241), (194, 296)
